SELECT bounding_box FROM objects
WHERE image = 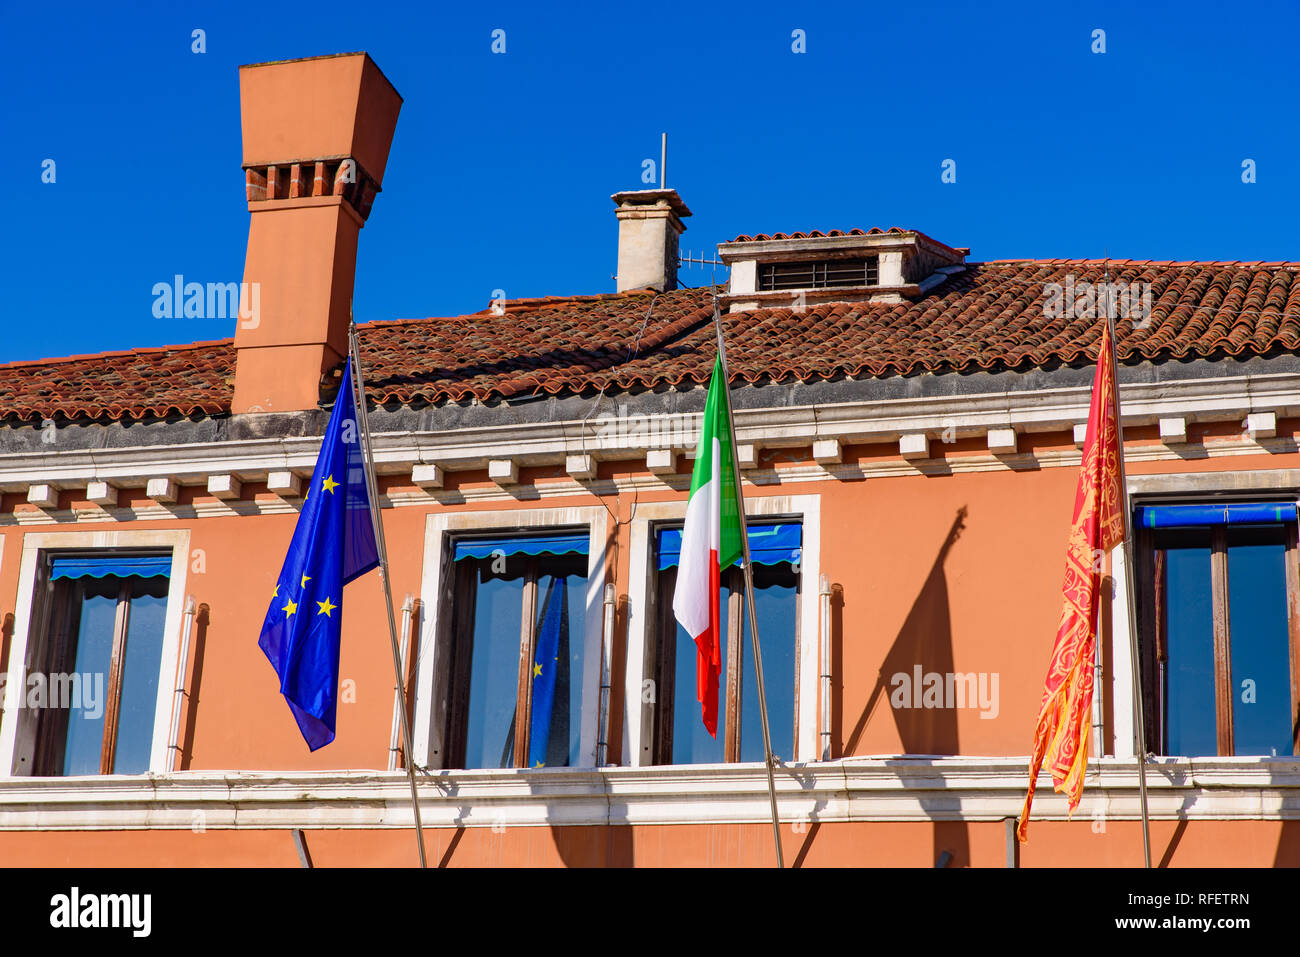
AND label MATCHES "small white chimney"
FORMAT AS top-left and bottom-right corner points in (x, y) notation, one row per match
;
(611, 188), (691, 292)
